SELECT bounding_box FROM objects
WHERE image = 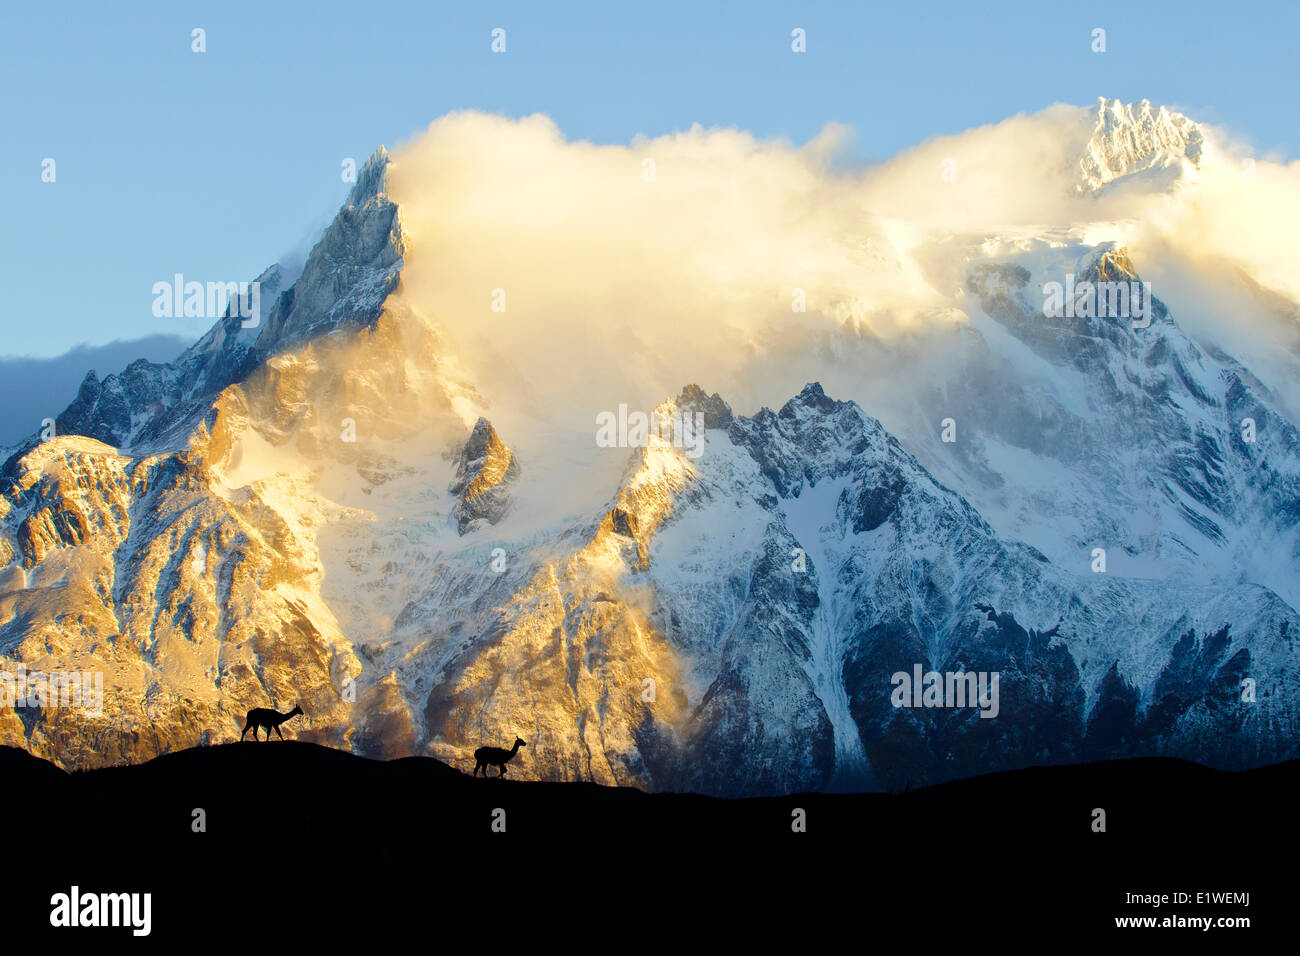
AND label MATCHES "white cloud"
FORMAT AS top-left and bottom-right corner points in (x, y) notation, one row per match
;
(384, 104), (1300, 429)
